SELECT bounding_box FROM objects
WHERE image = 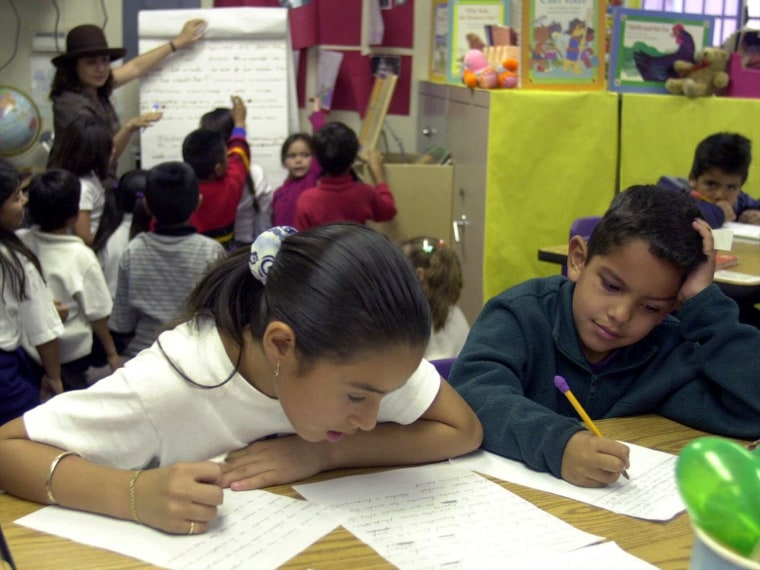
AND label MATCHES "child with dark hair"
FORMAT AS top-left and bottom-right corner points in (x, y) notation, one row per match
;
(450, 184), (760, 488)
(47, 115), (113, 247)
(0, 159), (63, 424)
(688, 132), (760, 228)
(294, 122), (396, 230)
(19, 170), (122, 390)
(183, 96), (249, 249)
(662, 132), (760, 228)
(96, 169), (151, 299)
(200, 107), (274, 245)
(271, 97), (326, 227)
(0, 223), (482, 535)
(109, 161), (225, 357)
(400, 236), (470, 360)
